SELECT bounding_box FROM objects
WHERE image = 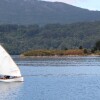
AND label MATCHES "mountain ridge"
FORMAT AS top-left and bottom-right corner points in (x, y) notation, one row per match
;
(0, 0), (100, 25)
